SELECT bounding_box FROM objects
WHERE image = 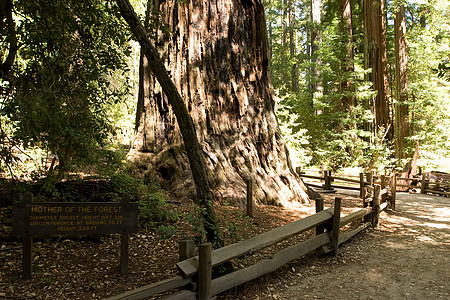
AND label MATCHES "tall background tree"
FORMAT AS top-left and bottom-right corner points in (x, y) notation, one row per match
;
(266, 0), (376, 170)
(338, 0), (354, 108)
(405, 0), (450, 171)
(364, 0), (391, 140)
(394, 1), (409, 159)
